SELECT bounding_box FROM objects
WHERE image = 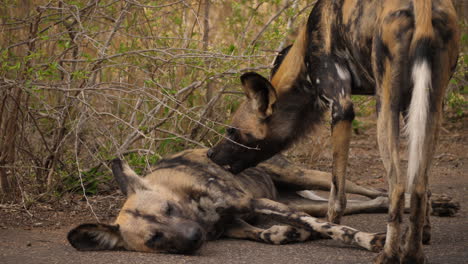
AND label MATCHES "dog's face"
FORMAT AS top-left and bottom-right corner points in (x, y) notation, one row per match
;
(208, 72), (280, 174)
(68, 161), (205, 254)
